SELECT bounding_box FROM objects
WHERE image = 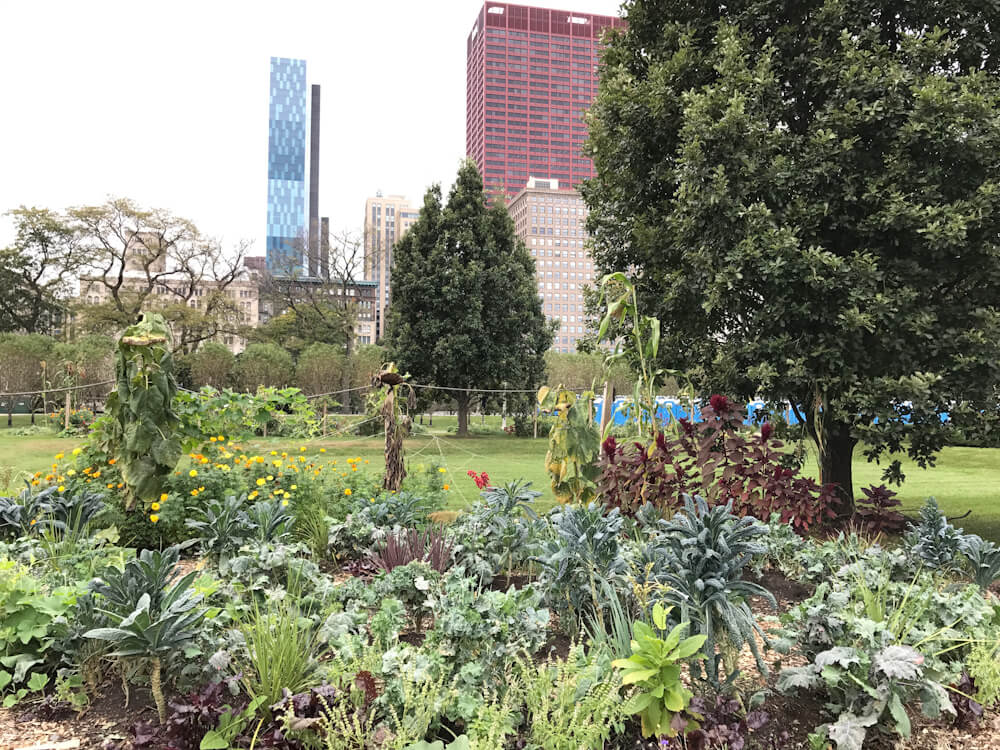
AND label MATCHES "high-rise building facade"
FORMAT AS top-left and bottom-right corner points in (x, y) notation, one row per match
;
(363, 193), (420, 340)
(509, 178), (593, 352)
(466, 2), (622, 201)
(266, 57), (307, 272)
